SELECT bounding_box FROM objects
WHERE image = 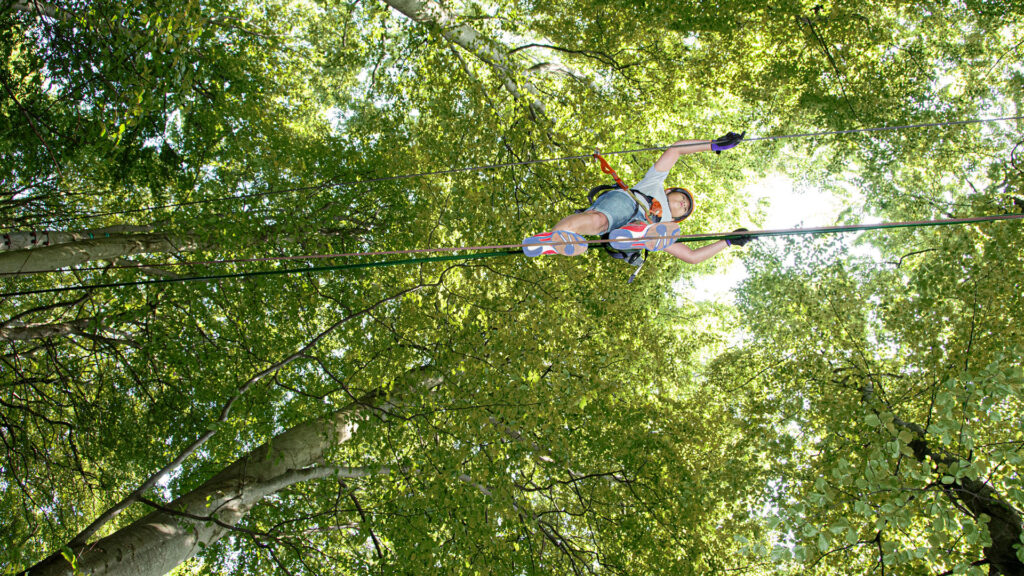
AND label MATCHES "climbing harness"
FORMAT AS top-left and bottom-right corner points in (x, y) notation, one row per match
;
(586, 153), (698, 282)
(593, 152), (654, 223)
(573, 182), (648, 282)
(582, 153), (657, 282)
